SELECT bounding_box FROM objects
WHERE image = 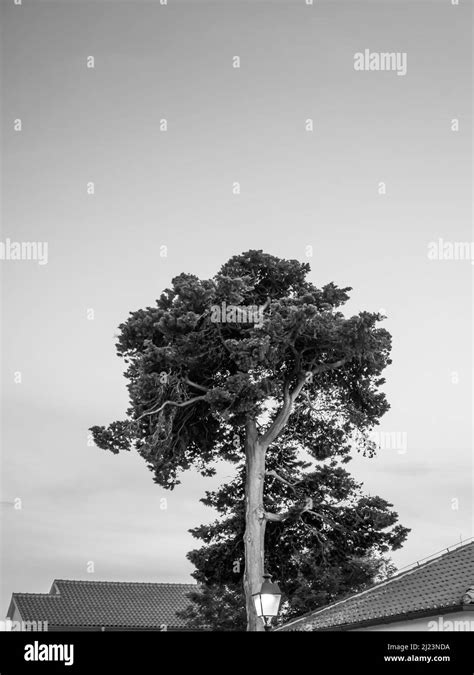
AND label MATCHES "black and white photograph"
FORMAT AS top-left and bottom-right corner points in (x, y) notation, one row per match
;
(0, 0), (472, 670)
